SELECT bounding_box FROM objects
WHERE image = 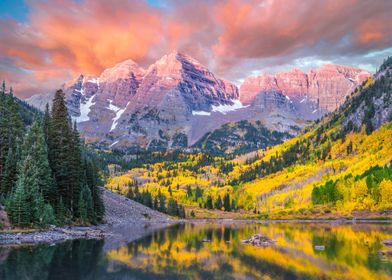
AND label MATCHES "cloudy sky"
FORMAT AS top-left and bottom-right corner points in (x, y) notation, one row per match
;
(1, 0), (392, 98)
